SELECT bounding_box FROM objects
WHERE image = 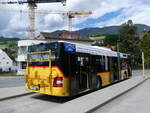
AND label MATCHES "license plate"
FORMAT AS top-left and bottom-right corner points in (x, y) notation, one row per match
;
(29, 86), (39, 90)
